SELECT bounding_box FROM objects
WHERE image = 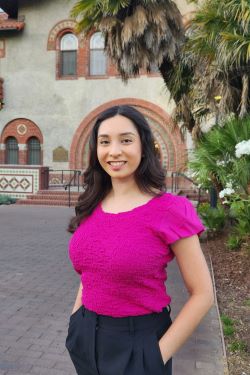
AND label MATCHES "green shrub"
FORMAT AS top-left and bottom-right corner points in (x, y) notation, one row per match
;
(225, 196), (250, 251)
(226, 235), (242, 251)
(189, 116), (250, 193)
(197, 203), (226, 232)
(0, 195), (17, 205)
